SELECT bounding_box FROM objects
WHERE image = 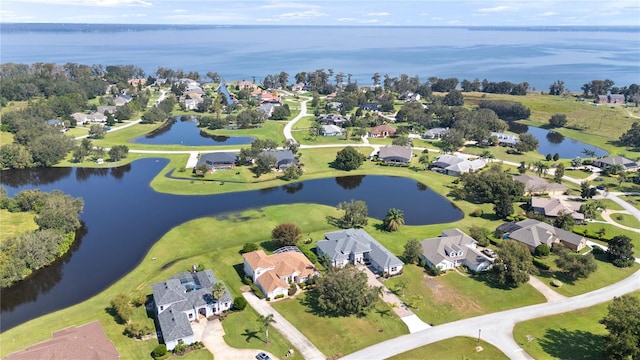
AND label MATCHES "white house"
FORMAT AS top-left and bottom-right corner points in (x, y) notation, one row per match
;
(420, 228), (493, 272)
